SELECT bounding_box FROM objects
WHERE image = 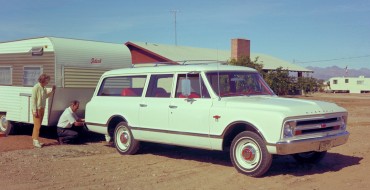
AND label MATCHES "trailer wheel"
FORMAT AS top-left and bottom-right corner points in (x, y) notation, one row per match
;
(0, 115), (14, 136)
(230, 131), (272, 177)
(292, 151), (327, 164)
(114, 122), (140, 155)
